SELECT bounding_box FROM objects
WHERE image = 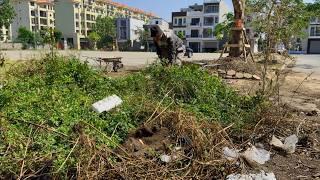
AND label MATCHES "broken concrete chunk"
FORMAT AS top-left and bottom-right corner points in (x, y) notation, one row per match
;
(223, 147), (240, 161)
(218, 69), (227, 74)
(242, 146), (270, 165)
(227, 70), (236, 76)
(270, 134), (298, 154)
(244, 73), (253, 79)
(160, 154), (171, 163)
(92, 95), (123, 113)
(253, 75), (261, 80)
(225, 75), (233, 79)
(270, 136), (284, 148)
(235, 73), (244, 79)
(227, 171), (276, 180)
(283, 134), (298, 154)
